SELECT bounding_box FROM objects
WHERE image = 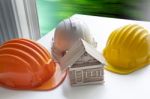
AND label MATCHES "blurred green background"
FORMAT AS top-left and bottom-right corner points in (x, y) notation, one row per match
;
(36, 0), (148, 36)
